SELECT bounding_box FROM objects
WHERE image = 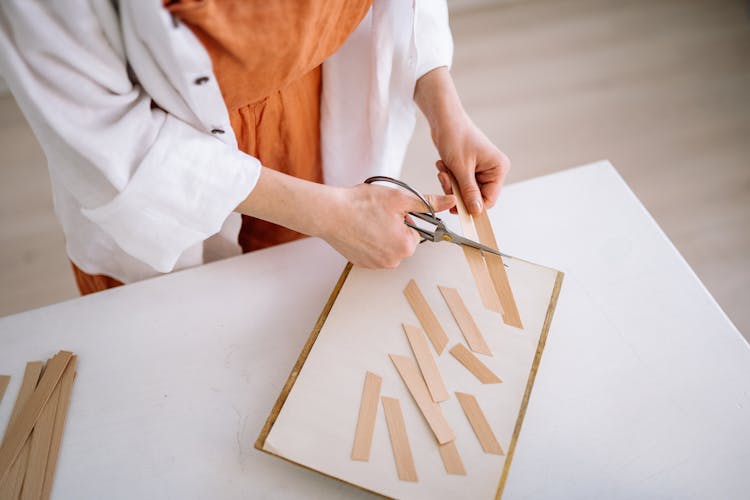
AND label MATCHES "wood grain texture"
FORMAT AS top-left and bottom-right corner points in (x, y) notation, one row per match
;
(403, 279), (449, 354)
(389, 354), (455, 444)
(449, 344), (502, 384)
(21, 377), (60, 500)
(351, 371), (382, 461)
(381, 397), (418, 482)
(41, 356), (77, 500)
(402, 324), (449, 403)
(473, 209), (523, 329)
(438, 286), (492, 356)
(438, 440), (467, 475)
(0, 361), (43, 498)
(0, 351), (72, 484)
(449, 174), (503, 313)
(455, 392), (504, 456)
